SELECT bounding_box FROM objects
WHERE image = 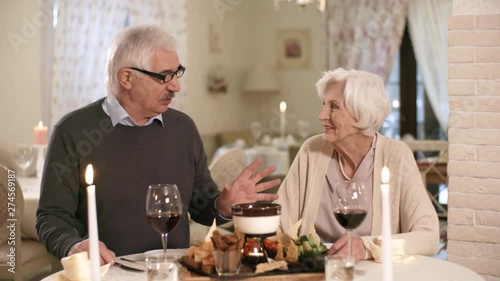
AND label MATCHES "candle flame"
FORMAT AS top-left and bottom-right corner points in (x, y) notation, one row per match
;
(85, 164), (94, 185)
(381, 166), (390, 184)
(38, 121), (44, 129)
(280, 101), (287, 113)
